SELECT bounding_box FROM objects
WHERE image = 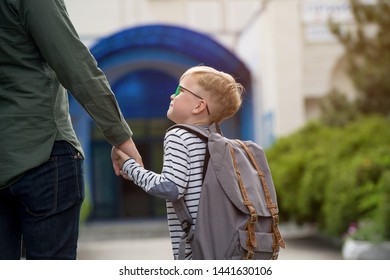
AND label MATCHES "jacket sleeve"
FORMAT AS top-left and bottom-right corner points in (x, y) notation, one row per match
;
(19, 0), (132, 145)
